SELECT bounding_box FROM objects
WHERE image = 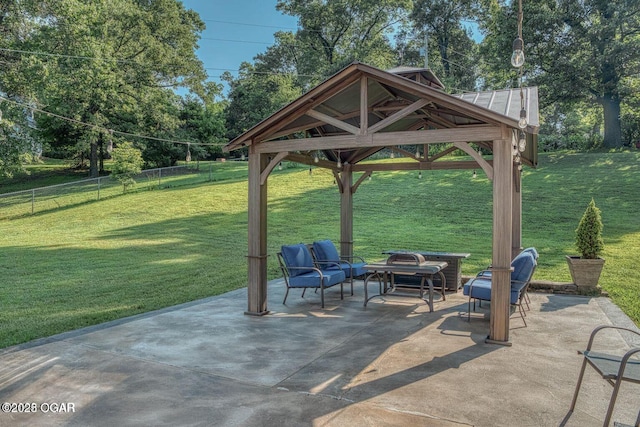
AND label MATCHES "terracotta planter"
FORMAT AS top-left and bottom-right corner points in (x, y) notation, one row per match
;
(566, 256), (605, 291)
